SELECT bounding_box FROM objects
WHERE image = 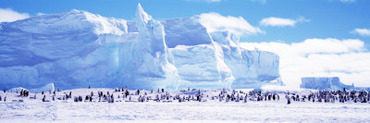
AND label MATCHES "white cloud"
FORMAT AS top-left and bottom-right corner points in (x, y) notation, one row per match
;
(240, 38), (370, 88)
(0, 8), (30, 22)
(199, 12), (263, 36)
(250, 0), (267, 4)
(351, 28), (370, 36)
(340, 0), (356, 3)
(291, 38), (364, 54)
(207, 0), (221, 2)
(328, 0), (356, 3)
(259, 17), (309, 27)
(37, 13), (46, 16)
